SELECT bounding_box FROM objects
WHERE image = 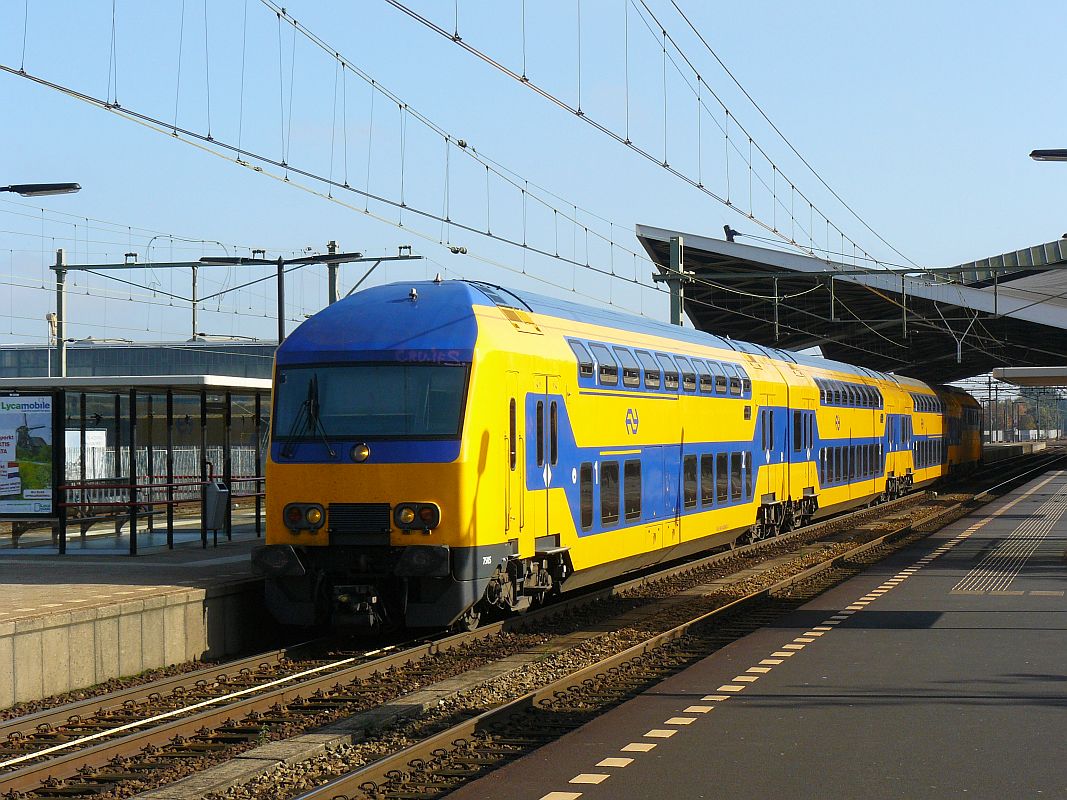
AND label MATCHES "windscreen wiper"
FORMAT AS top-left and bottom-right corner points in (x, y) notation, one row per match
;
(280, 378), (313, 458)
(308, 376), (337, 459)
